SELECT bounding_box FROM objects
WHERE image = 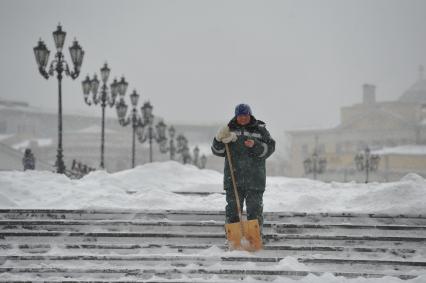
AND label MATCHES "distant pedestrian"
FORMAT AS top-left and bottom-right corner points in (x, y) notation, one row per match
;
(22, 148), (35, 170)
